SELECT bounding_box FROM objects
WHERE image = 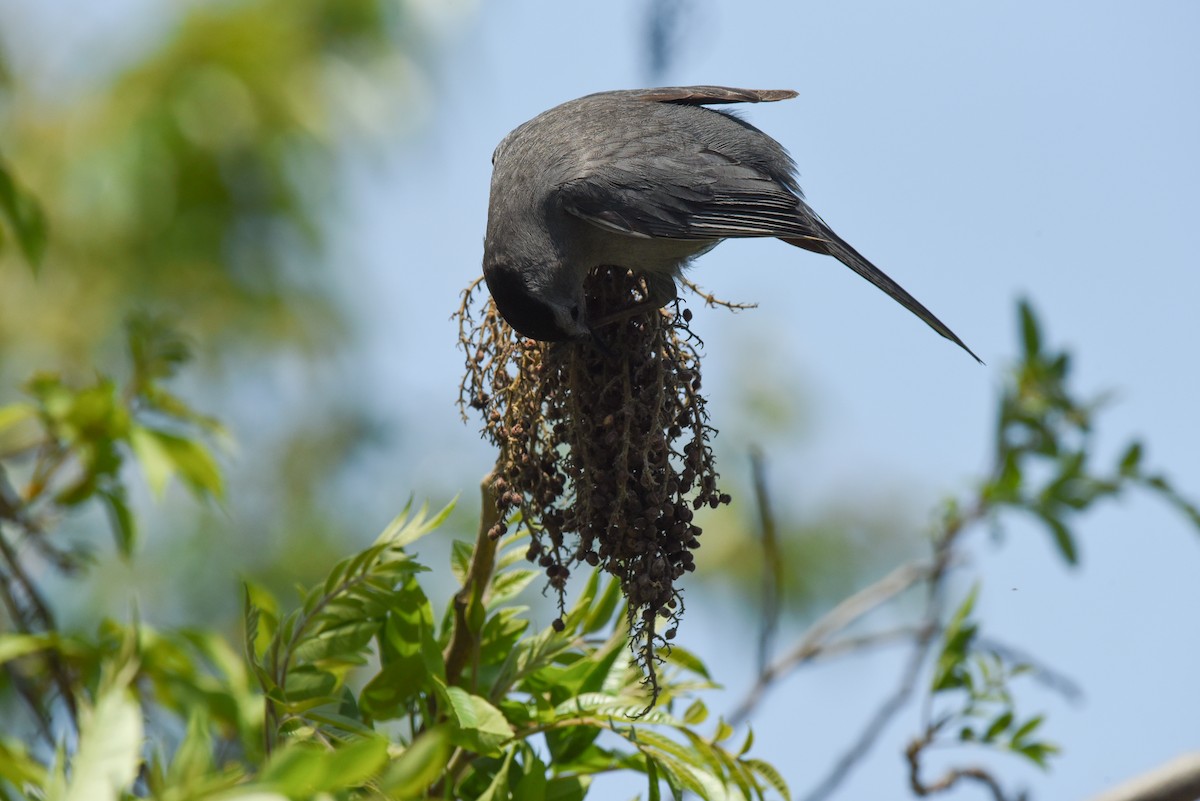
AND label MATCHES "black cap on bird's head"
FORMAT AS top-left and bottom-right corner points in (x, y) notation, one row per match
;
(483, 261), (584, 342)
